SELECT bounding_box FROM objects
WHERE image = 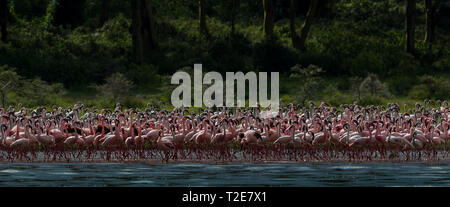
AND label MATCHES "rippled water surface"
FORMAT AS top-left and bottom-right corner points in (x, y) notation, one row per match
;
(1, 162), (450, 186)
